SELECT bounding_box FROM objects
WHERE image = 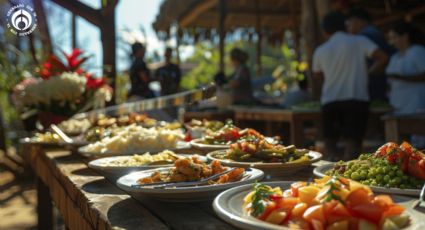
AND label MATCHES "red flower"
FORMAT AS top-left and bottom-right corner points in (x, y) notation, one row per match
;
(85, 75), (106, 89)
